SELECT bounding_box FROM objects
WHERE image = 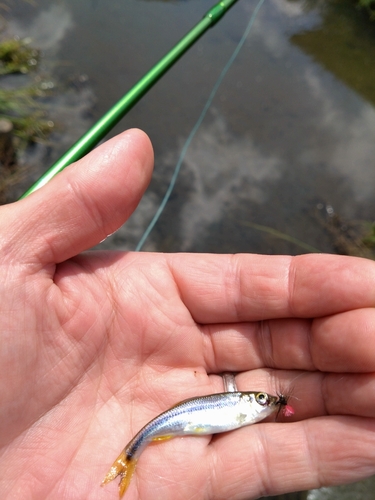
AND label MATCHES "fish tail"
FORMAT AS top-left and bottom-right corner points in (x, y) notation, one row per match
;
(101, 449), (137, 498)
